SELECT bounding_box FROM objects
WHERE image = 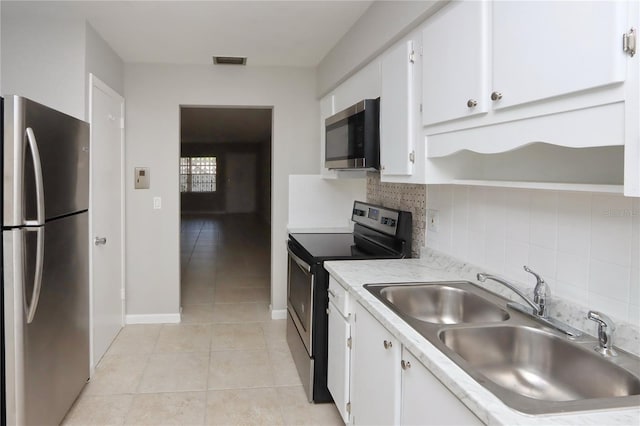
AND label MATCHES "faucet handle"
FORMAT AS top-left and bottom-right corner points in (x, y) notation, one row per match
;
(587, 310), (617, 357)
